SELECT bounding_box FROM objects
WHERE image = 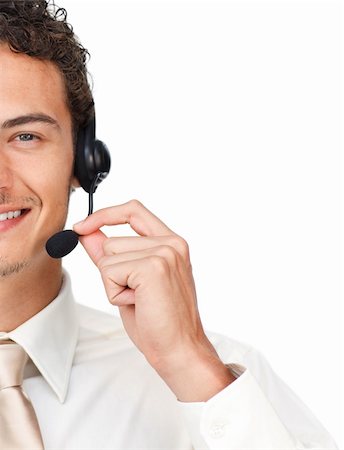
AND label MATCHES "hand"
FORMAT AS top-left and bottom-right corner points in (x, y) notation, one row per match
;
(73, 199), (235, 401)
